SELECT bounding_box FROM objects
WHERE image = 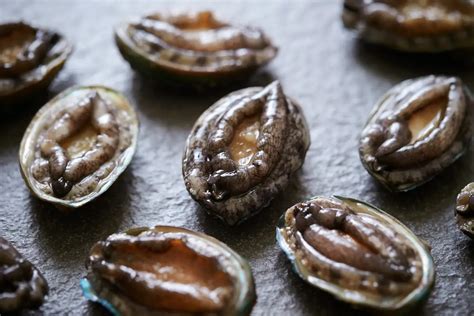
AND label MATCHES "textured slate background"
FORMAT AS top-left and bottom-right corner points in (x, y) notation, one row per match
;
(1, 0), (473, 315)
